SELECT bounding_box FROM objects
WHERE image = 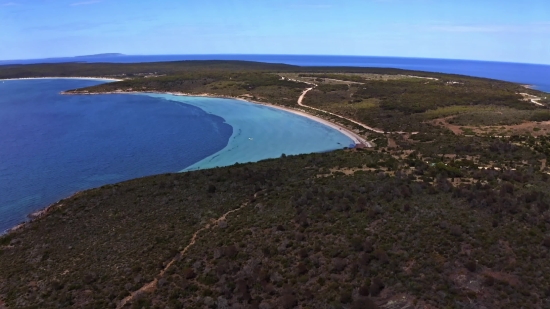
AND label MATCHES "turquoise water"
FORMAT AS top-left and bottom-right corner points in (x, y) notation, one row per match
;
(0, 79), (352, 233)
(147, 94), (354, 171)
